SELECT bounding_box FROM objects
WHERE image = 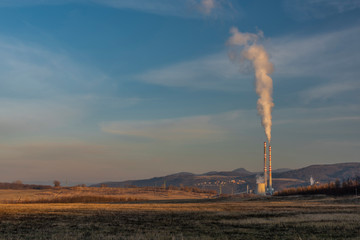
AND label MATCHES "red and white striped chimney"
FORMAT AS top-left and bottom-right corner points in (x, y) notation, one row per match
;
(269, 145), (272, 189)
(264, 142), (267, 188)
